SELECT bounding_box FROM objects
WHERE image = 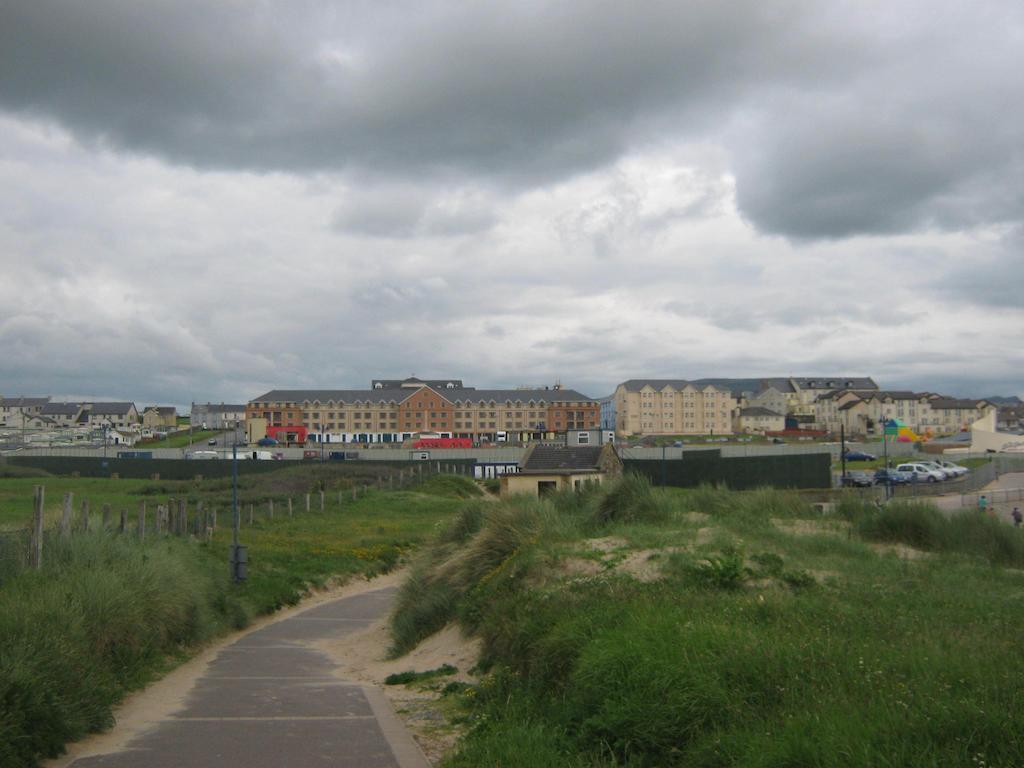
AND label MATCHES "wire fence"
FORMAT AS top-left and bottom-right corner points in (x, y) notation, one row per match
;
(0, 461), (467, 584)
